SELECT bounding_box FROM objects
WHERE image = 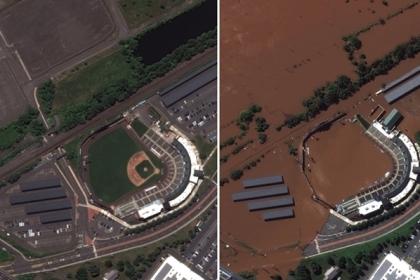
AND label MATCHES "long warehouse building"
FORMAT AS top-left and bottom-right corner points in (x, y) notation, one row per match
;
(40, 211), (72, 224)
(161, 61), (217, 107)
(20, 178), (61, 192)
(247, 197), (294, 211)
(232, 186), (289, 202)
(10, 188), (67, 205)
(25, 199), (72, 214)
(242, 175), (283, 188)
(263, 209), (294, 221)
